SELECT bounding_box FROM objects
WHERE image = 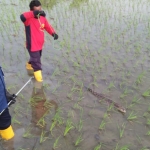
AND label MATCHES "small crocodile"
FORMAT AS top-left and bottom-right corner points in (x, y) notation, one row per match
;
(86, 87), (126, 113)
